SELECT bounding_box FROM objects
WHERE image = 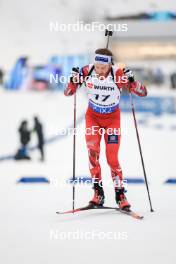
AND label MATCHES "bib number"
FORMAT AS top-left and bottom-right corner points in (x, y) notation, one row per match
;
(94, 94), (110, 102)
